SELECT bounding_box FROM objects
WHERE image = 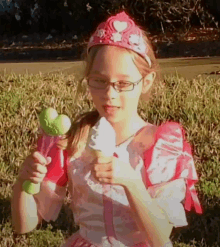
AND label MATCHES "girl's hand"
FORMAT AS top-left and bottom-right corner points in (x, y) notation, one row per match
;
(91, 156), (142, 187)
(17, 151), (51, 184)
